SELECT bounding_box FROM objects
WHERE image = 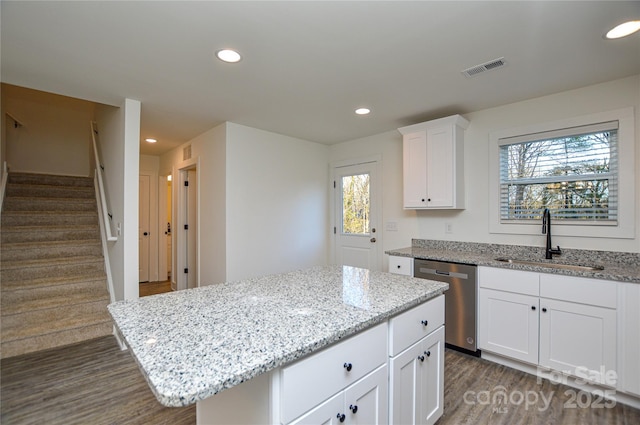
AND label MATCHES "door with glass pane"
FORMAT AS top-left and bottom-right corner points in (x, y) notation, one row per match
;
(333, 161), (380, 270)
